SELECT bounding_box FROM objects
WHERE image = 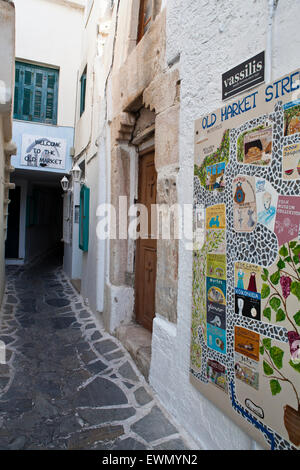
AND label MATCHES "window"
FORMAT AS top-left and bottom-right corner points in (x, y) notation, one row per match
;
(14, 61), (58, 125)
(79, 184), (90, 252)
(80, 67), (87, 117)
(137, 0), (153, 43)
